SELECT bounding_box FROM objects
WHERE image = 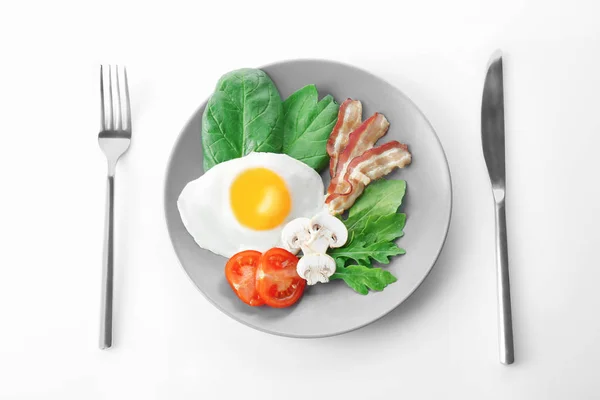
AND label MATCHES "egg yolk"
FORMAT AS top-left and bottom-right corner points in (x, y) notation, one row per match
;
(230, 168), (292, 230)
